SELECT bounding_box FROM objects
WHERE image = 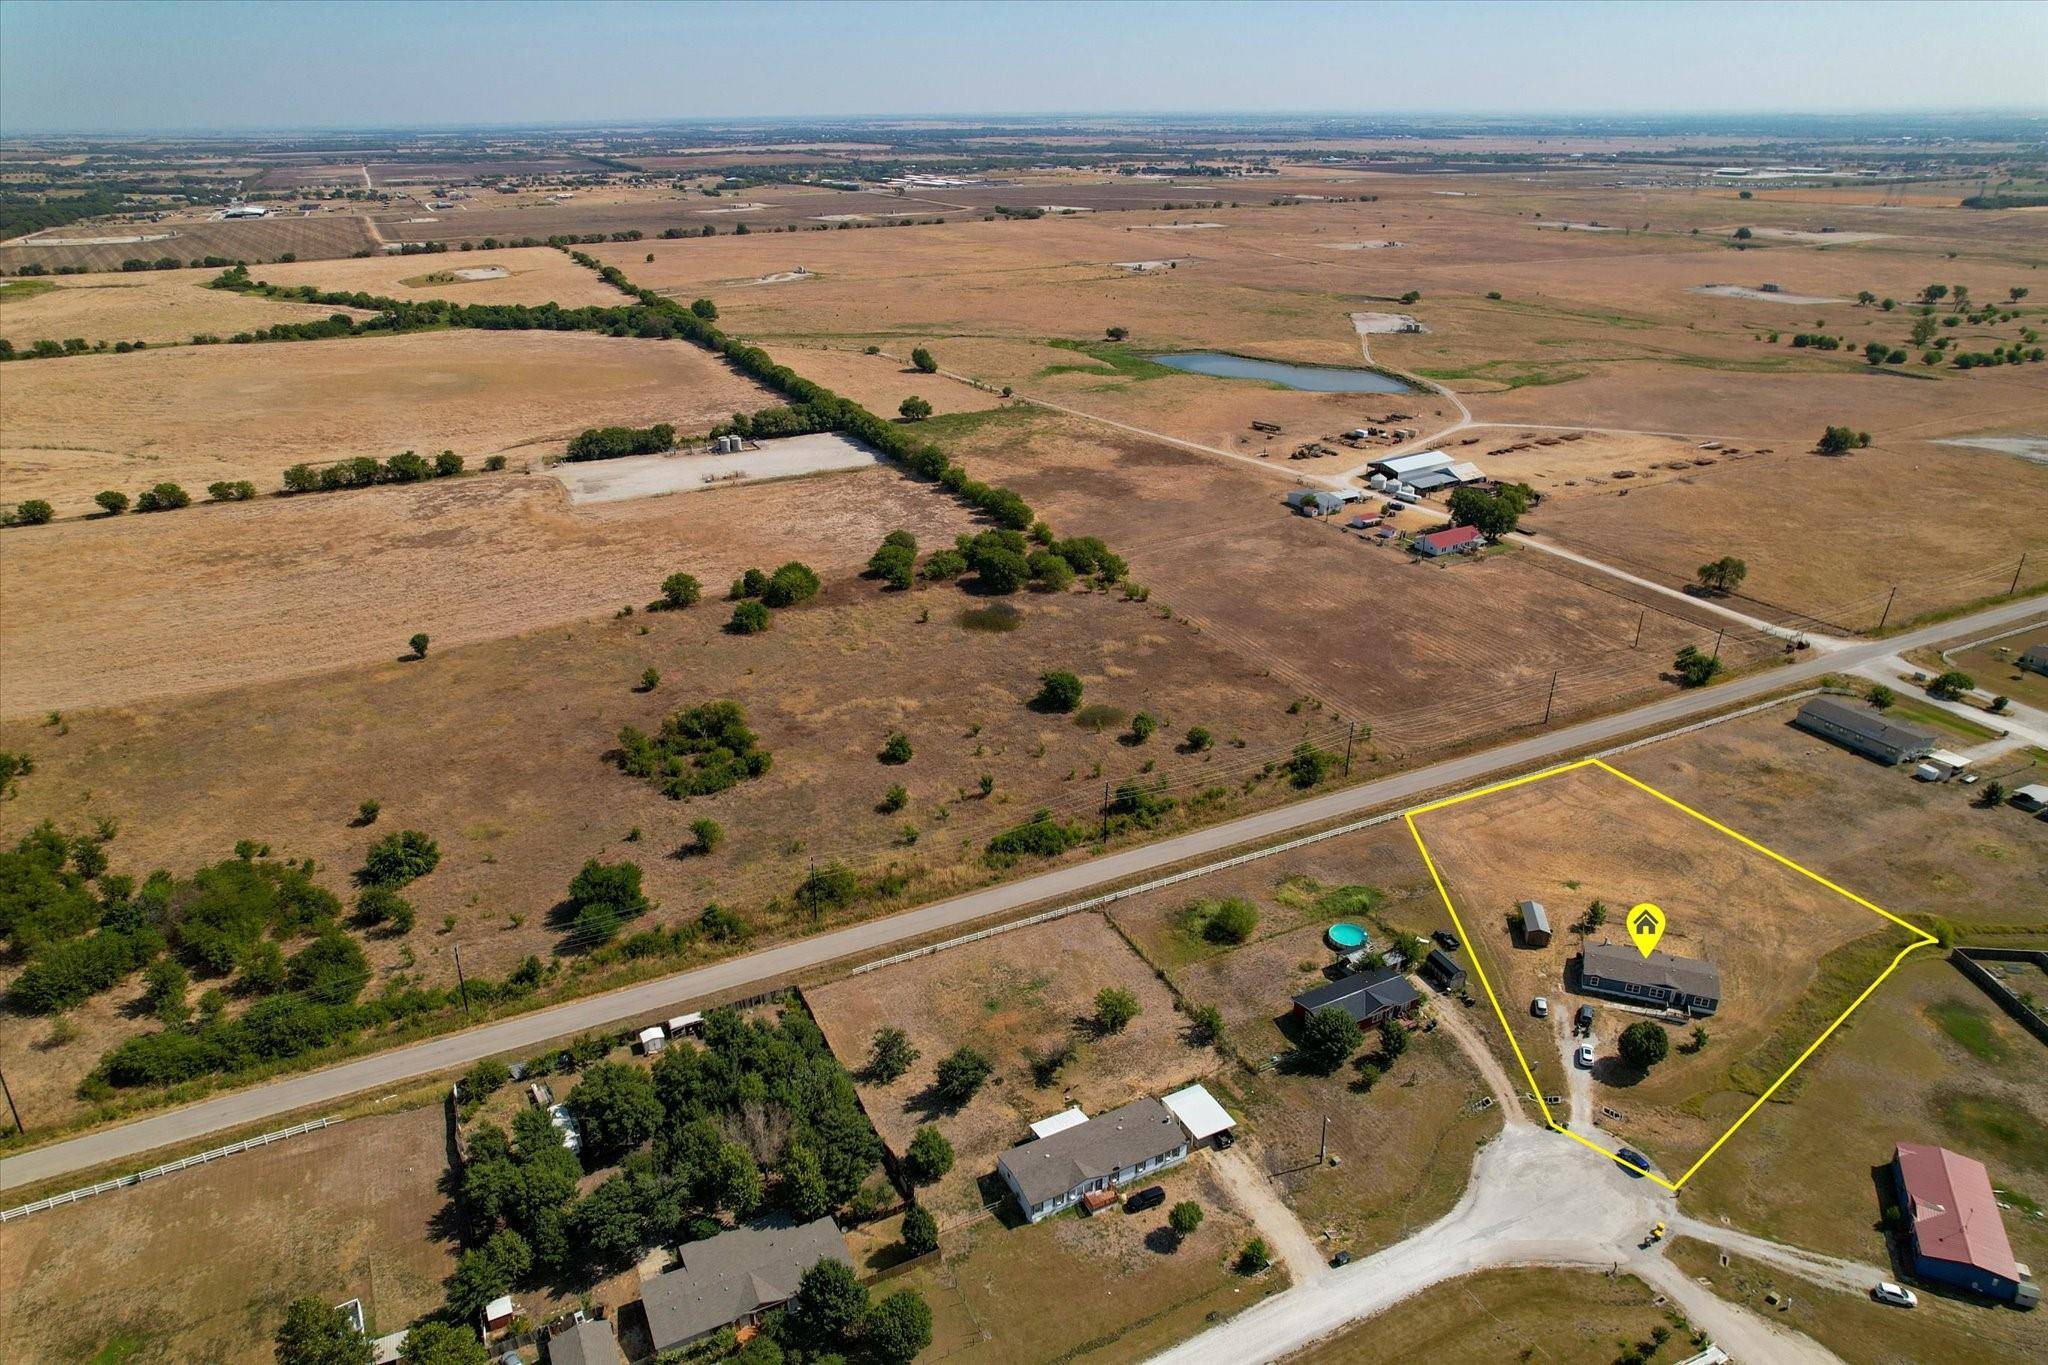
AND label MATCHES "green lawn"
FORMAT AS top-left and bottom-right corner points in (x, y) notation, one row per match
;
(1882, 697), (2001, 742)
